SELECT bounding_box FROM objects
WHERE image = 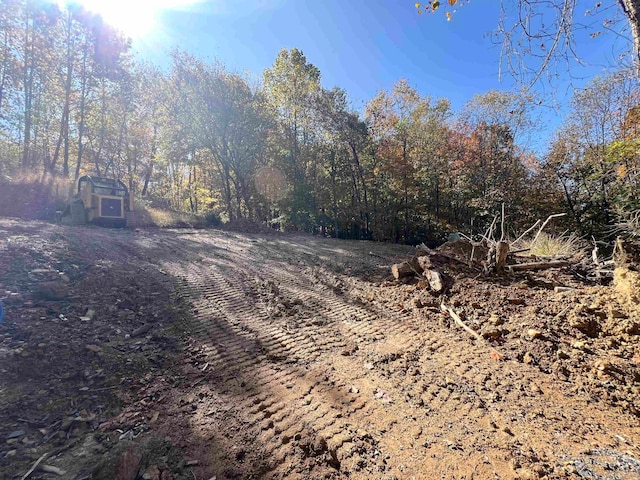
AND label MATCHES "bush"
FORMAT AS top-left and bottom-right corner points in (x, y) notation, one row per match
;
(203, 211), (221, 227)
(527, 232), (583, 258)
